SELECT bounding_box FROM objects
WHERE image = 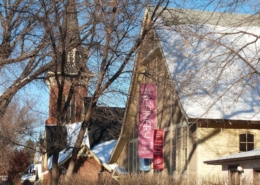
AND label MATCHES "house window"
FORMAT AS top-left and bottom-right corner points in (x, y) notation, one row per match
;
(128, 139), (139, 173)
(171, 129), (177, 173)
(63, 95), (77, 123)
(67, 101), (71, 123)
(73, 96), (77, 122)
(133, 141), (138, 172)
(239, 133), (254, 152)
(63, 96), (71, 123)
(171, 125), (188, 174)
(182, 126), (188, 171)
